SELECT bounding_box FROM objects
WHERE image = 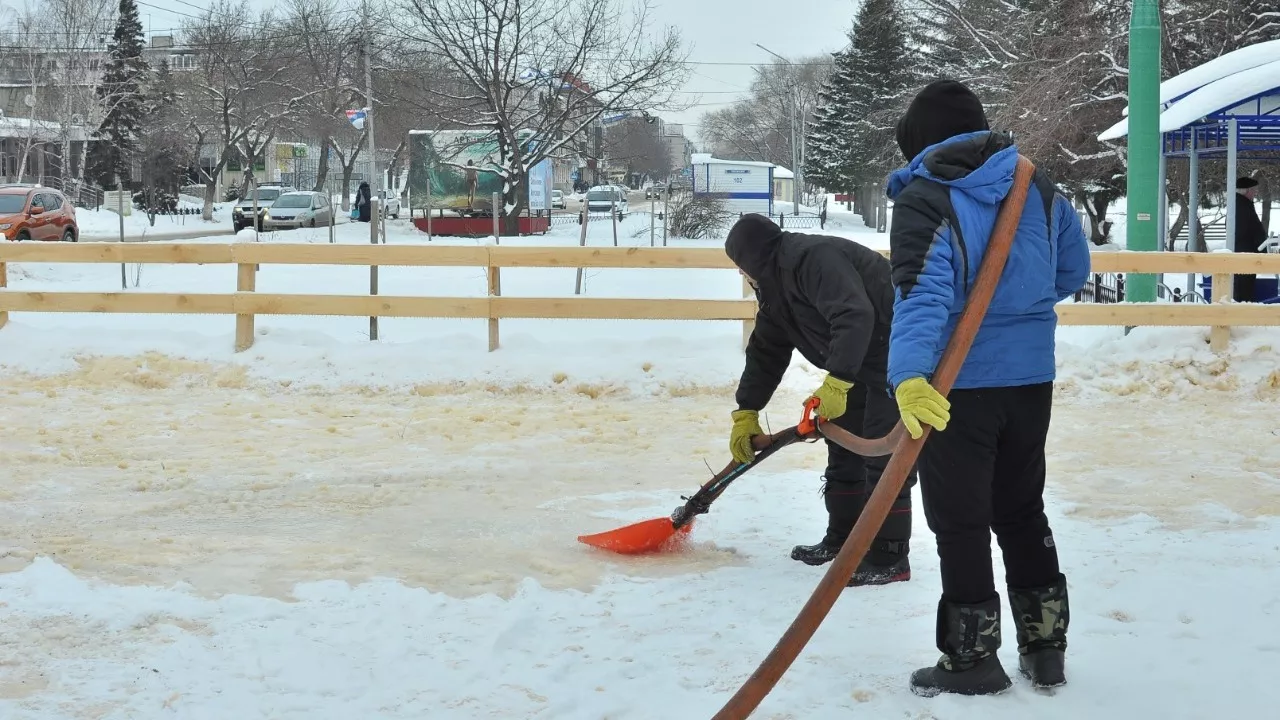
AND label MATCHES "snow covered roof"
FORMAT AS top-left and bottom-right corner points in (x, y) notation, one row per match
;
(690, 152), (777, 169)
(0, 115), (93, 142)
(1099, 41), (1280, 142)
(772, 166), (794, 179)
